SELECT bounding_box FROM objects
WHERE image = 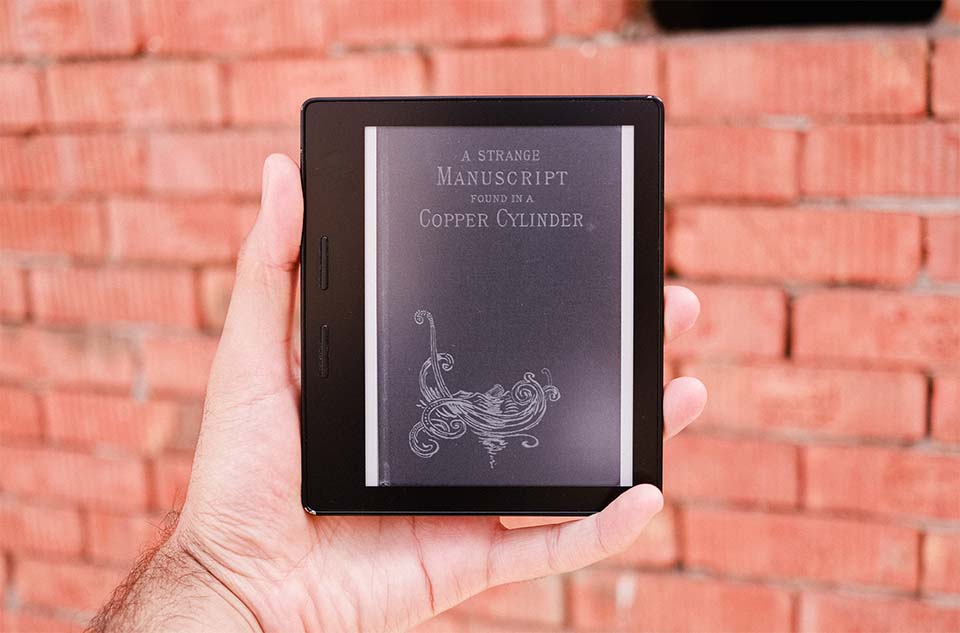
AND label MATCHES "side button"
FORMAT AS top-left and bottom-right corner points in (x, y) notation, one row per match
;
(319, 324), (329, 378)
(319, 235), (329, 290)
